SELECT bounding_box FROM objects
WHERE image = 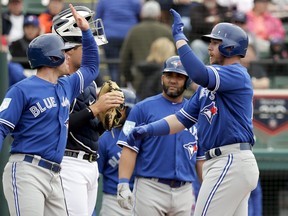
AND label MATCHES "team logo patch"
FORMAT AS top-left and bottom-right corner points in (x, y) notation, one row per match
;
(200, 101), (218, 124)
(171, 59), (182, 68)
(0, 98), (12, 112)
(183, 141), (198, 160)
(123, 120), (136, 136)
